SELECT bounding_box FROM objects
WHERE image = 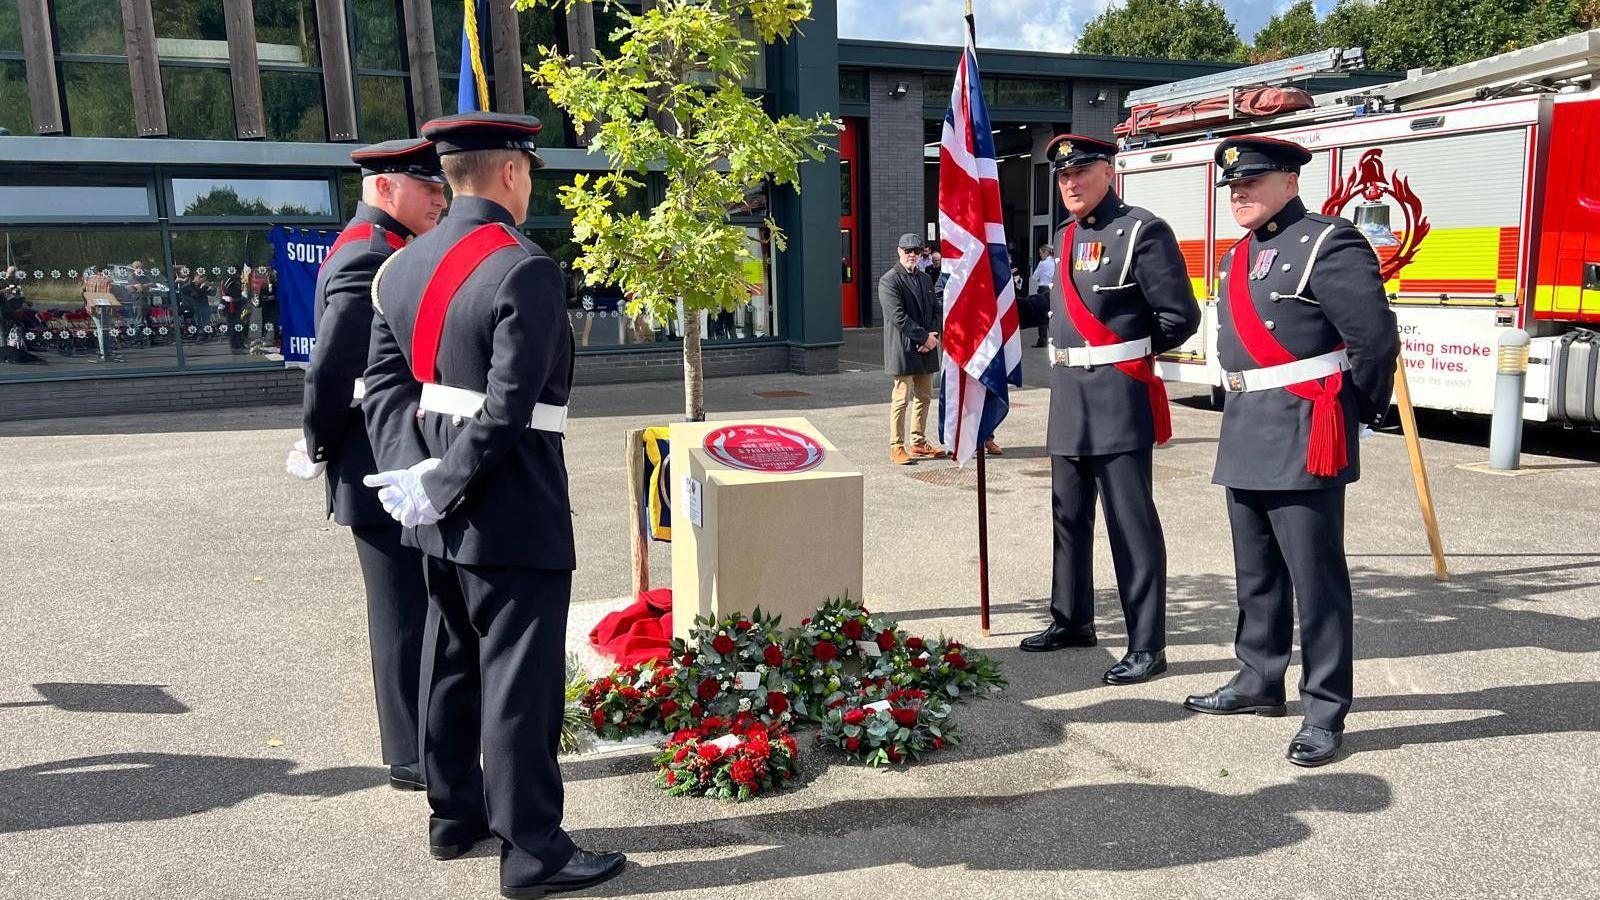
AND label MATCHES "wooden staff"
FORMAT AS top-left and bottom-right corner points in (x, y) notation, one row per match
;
(1391, 351), (1449, 581)
(626, 427), (649, 595)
